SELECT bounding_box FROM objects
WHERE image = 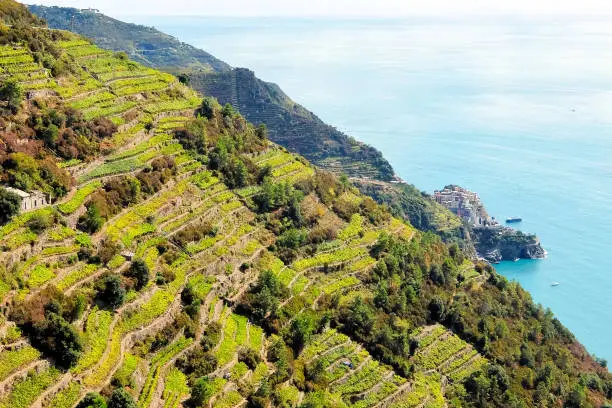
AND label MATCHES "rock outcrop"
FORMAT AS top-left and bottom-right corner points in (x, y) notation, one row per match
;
(471, 226), (546, 262)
